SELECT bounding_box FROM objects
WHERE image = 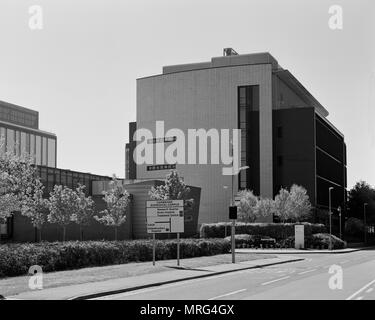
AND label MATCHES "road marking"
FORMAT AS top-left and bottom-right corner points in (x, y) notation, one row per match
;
(298, 269), (317, 275)
(366, 288), (374, 293)
(346, 279), (375, 300)
(261, 276), (290, 286)
(208, 289), (247, 300)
